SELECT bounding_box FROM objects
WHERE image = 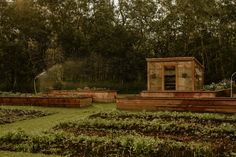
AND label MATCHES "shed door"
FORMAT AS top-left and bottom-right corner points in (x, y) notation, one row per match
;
(164, 66), (176, 90)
